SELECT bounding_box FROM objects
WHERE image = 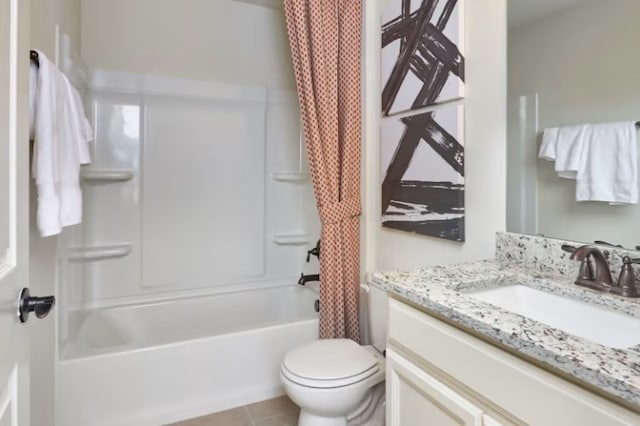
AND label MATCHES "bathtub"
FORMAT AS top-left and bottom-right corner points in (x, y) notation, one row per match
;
(55, 285), (319, 426)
